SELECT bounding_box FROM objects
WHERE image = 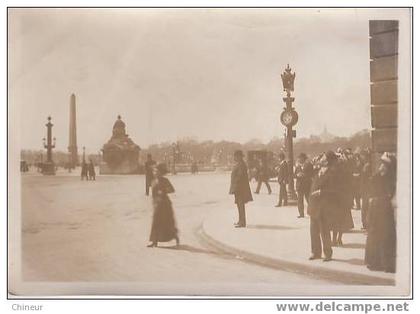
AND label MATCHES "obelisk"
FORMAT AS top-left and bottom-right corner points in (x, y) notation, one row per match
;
(68, 93), (78, 168)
